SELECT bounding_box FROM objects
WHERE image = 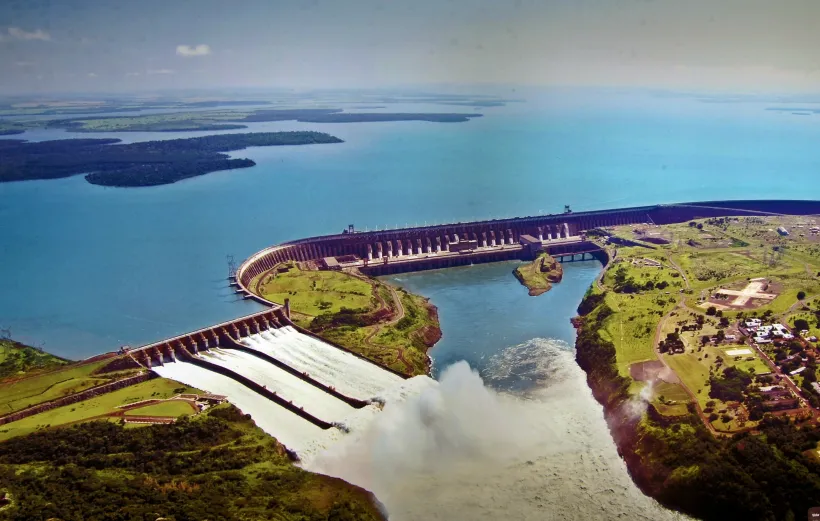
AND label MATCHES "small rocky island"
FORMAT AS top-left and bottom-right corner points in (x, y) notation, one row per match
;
(513, 252), (564, 296)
